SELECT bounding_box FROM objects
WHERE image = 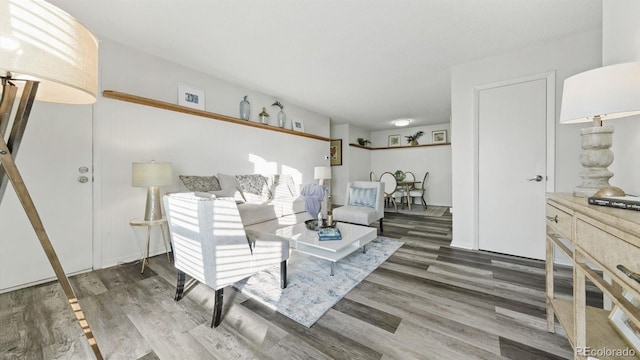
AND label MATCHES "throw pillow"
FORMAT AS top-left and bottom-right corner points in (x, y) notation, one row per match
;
(271, 174), (298, 198)
(236, 174), (272, 203)
(179, 175), (221, 192)
(216, 173), (246, 203)
(348, 187), (377, 208)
